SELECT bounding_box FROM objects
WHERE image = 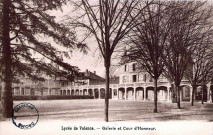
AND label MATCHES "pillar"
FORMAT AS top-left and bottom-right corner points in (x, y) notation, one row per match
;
(144, 87), (146, 101)
(125, 88), (127, 100)
(112, 89), (114, 99)
(134, 88), (136, 101)
(87, 89), (89, 95)
(19, 86), (21, 95)
(49, 89), (51, 95)
(167, 87), (170, 102)
(98, 89), (101, 99)
(92, 89), (95, 99)
(117, 89), (119, 100)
